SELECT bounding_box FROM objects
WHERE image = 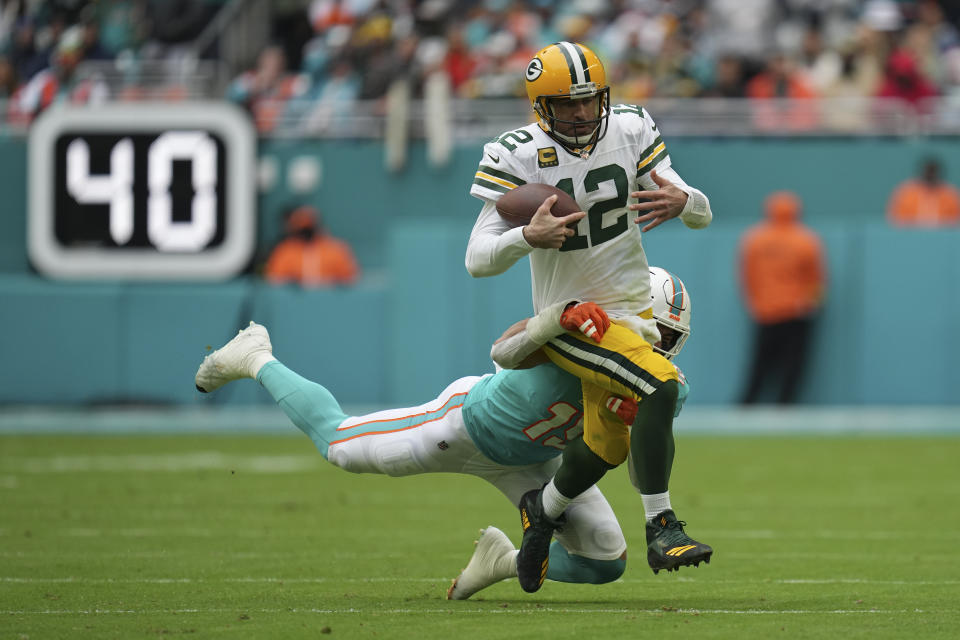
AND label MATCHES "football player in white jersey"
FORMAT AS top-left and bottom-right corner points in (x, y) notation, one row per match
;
(465, 41), (713, 591)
